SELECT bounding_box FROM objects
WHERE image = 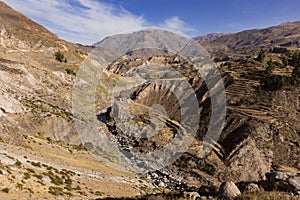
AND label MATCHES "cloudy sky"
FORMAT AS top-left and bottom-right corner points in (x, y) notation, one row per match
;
(3, 0), (300, 45)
